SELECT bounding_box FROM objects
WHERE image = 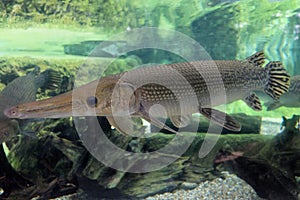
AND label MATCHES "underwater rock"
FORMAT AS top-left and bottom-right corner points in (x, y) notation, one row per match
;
(5, 112), (297, 199)
(0, 143), (33, 199)
(6, 135), (81, 199)
(215, 115), (300, 199)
